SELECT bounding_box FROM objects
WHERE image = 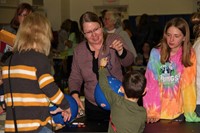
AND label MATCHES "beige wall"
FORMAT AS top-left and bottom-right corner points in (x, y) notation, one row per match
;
(69, 0), (196, 21)
(128, 0), (196, 15)
(0, 7), (16, 24)
(59, 0), (198, 30)
(0, 0), (197, 30)
(61, 0), (70, 24)
(44, 0), (61, 30)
